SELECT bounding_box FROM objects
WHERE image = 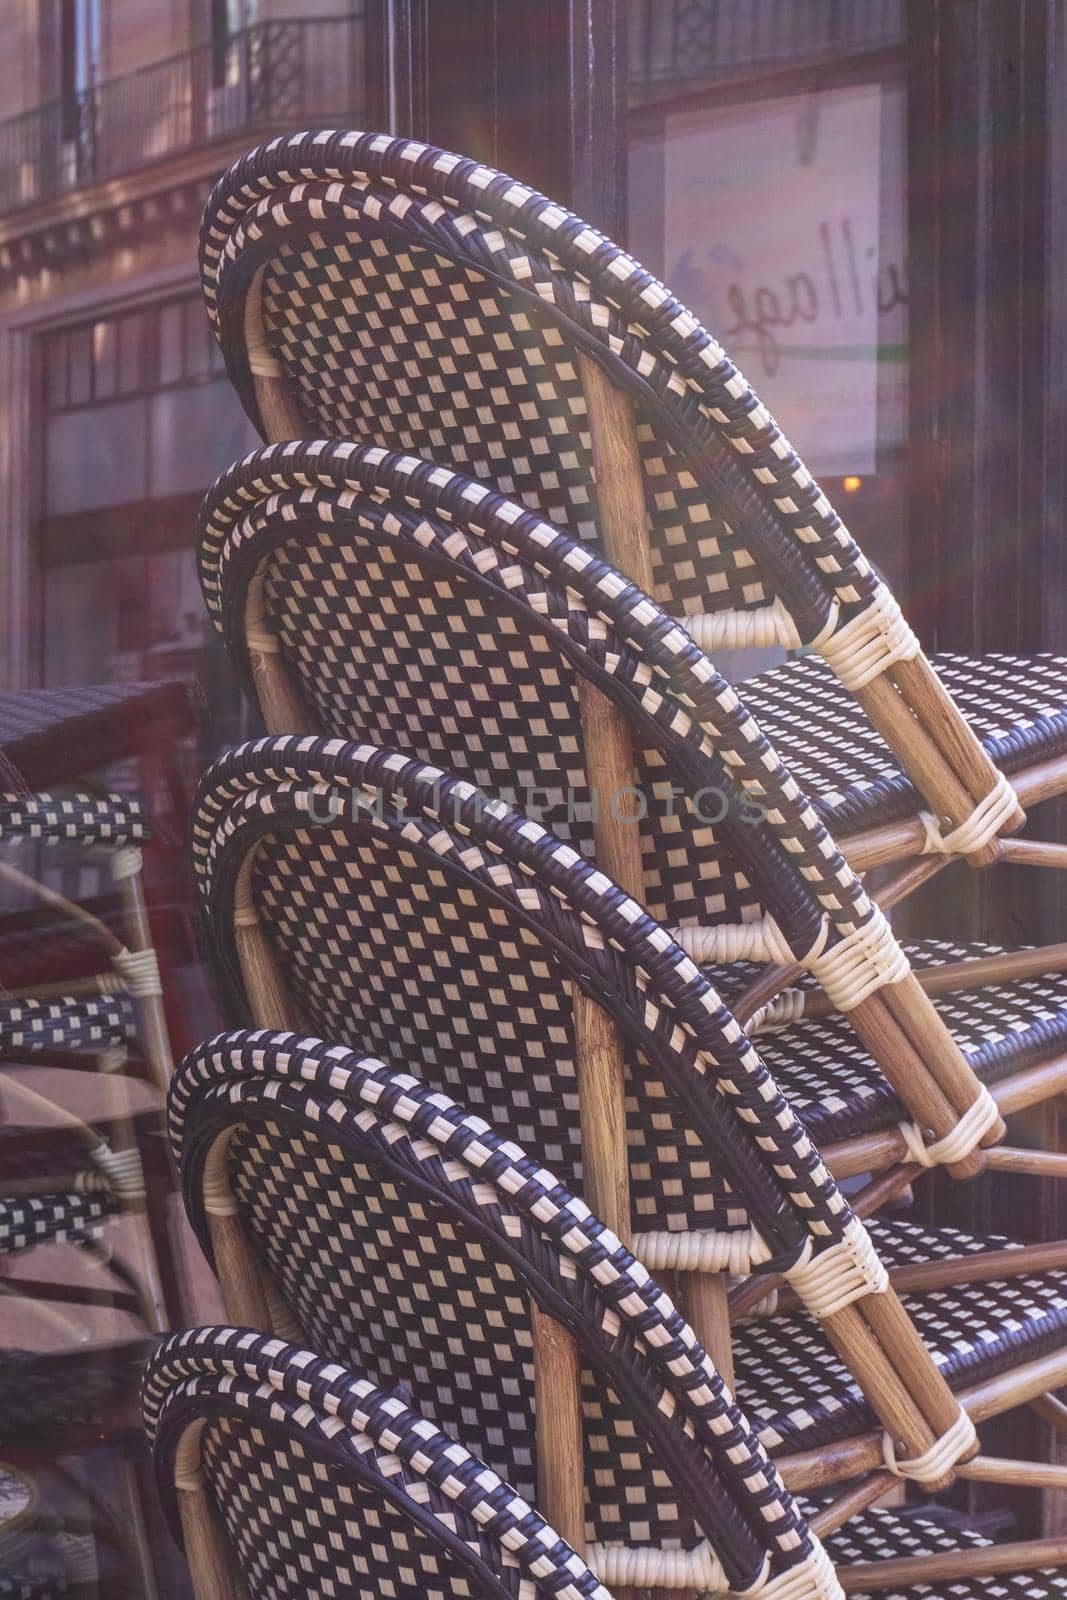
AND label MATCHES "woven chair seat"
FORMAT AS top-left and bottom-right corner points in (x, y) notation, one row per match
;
(741, 652), (1067, 836)
(818, 1500), (1067, 1600)
(0, 994), (135, 1057)
(0, 1191), (116, 1256)
(703, 939), (1067, 1146)
(734, 1218), (1067, 1455)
